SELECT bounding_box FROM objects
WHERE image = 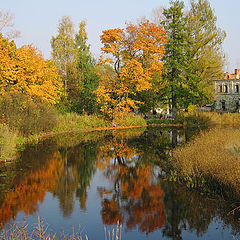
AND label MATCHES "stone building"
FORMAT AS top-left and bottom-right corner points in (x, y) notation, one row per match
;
(214, 69), (240, 112)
